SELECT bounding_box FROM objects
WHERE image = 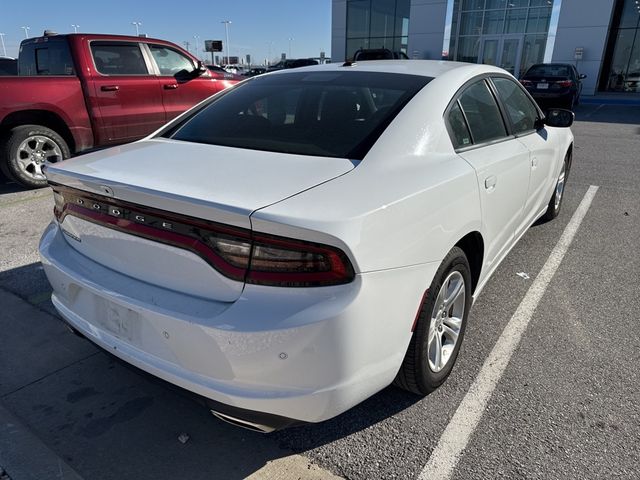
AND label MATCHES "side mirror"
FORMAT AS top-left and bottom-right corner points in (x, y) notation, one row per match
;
(544, 108), (574, 128)
(196, 60), (207, 74)
(579, 73), (587, 79)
